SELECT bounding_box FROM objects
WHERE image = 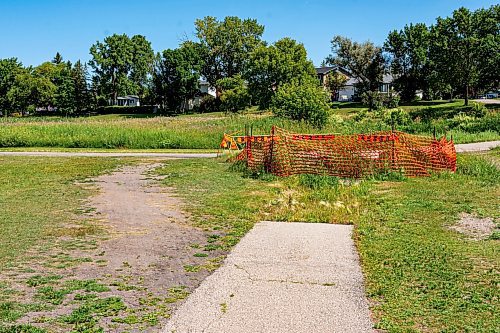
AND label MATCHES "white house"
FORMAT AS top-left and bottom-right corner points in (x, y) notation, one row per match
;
(316, 66), (394, 102)
(112, 95), (140, 107)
